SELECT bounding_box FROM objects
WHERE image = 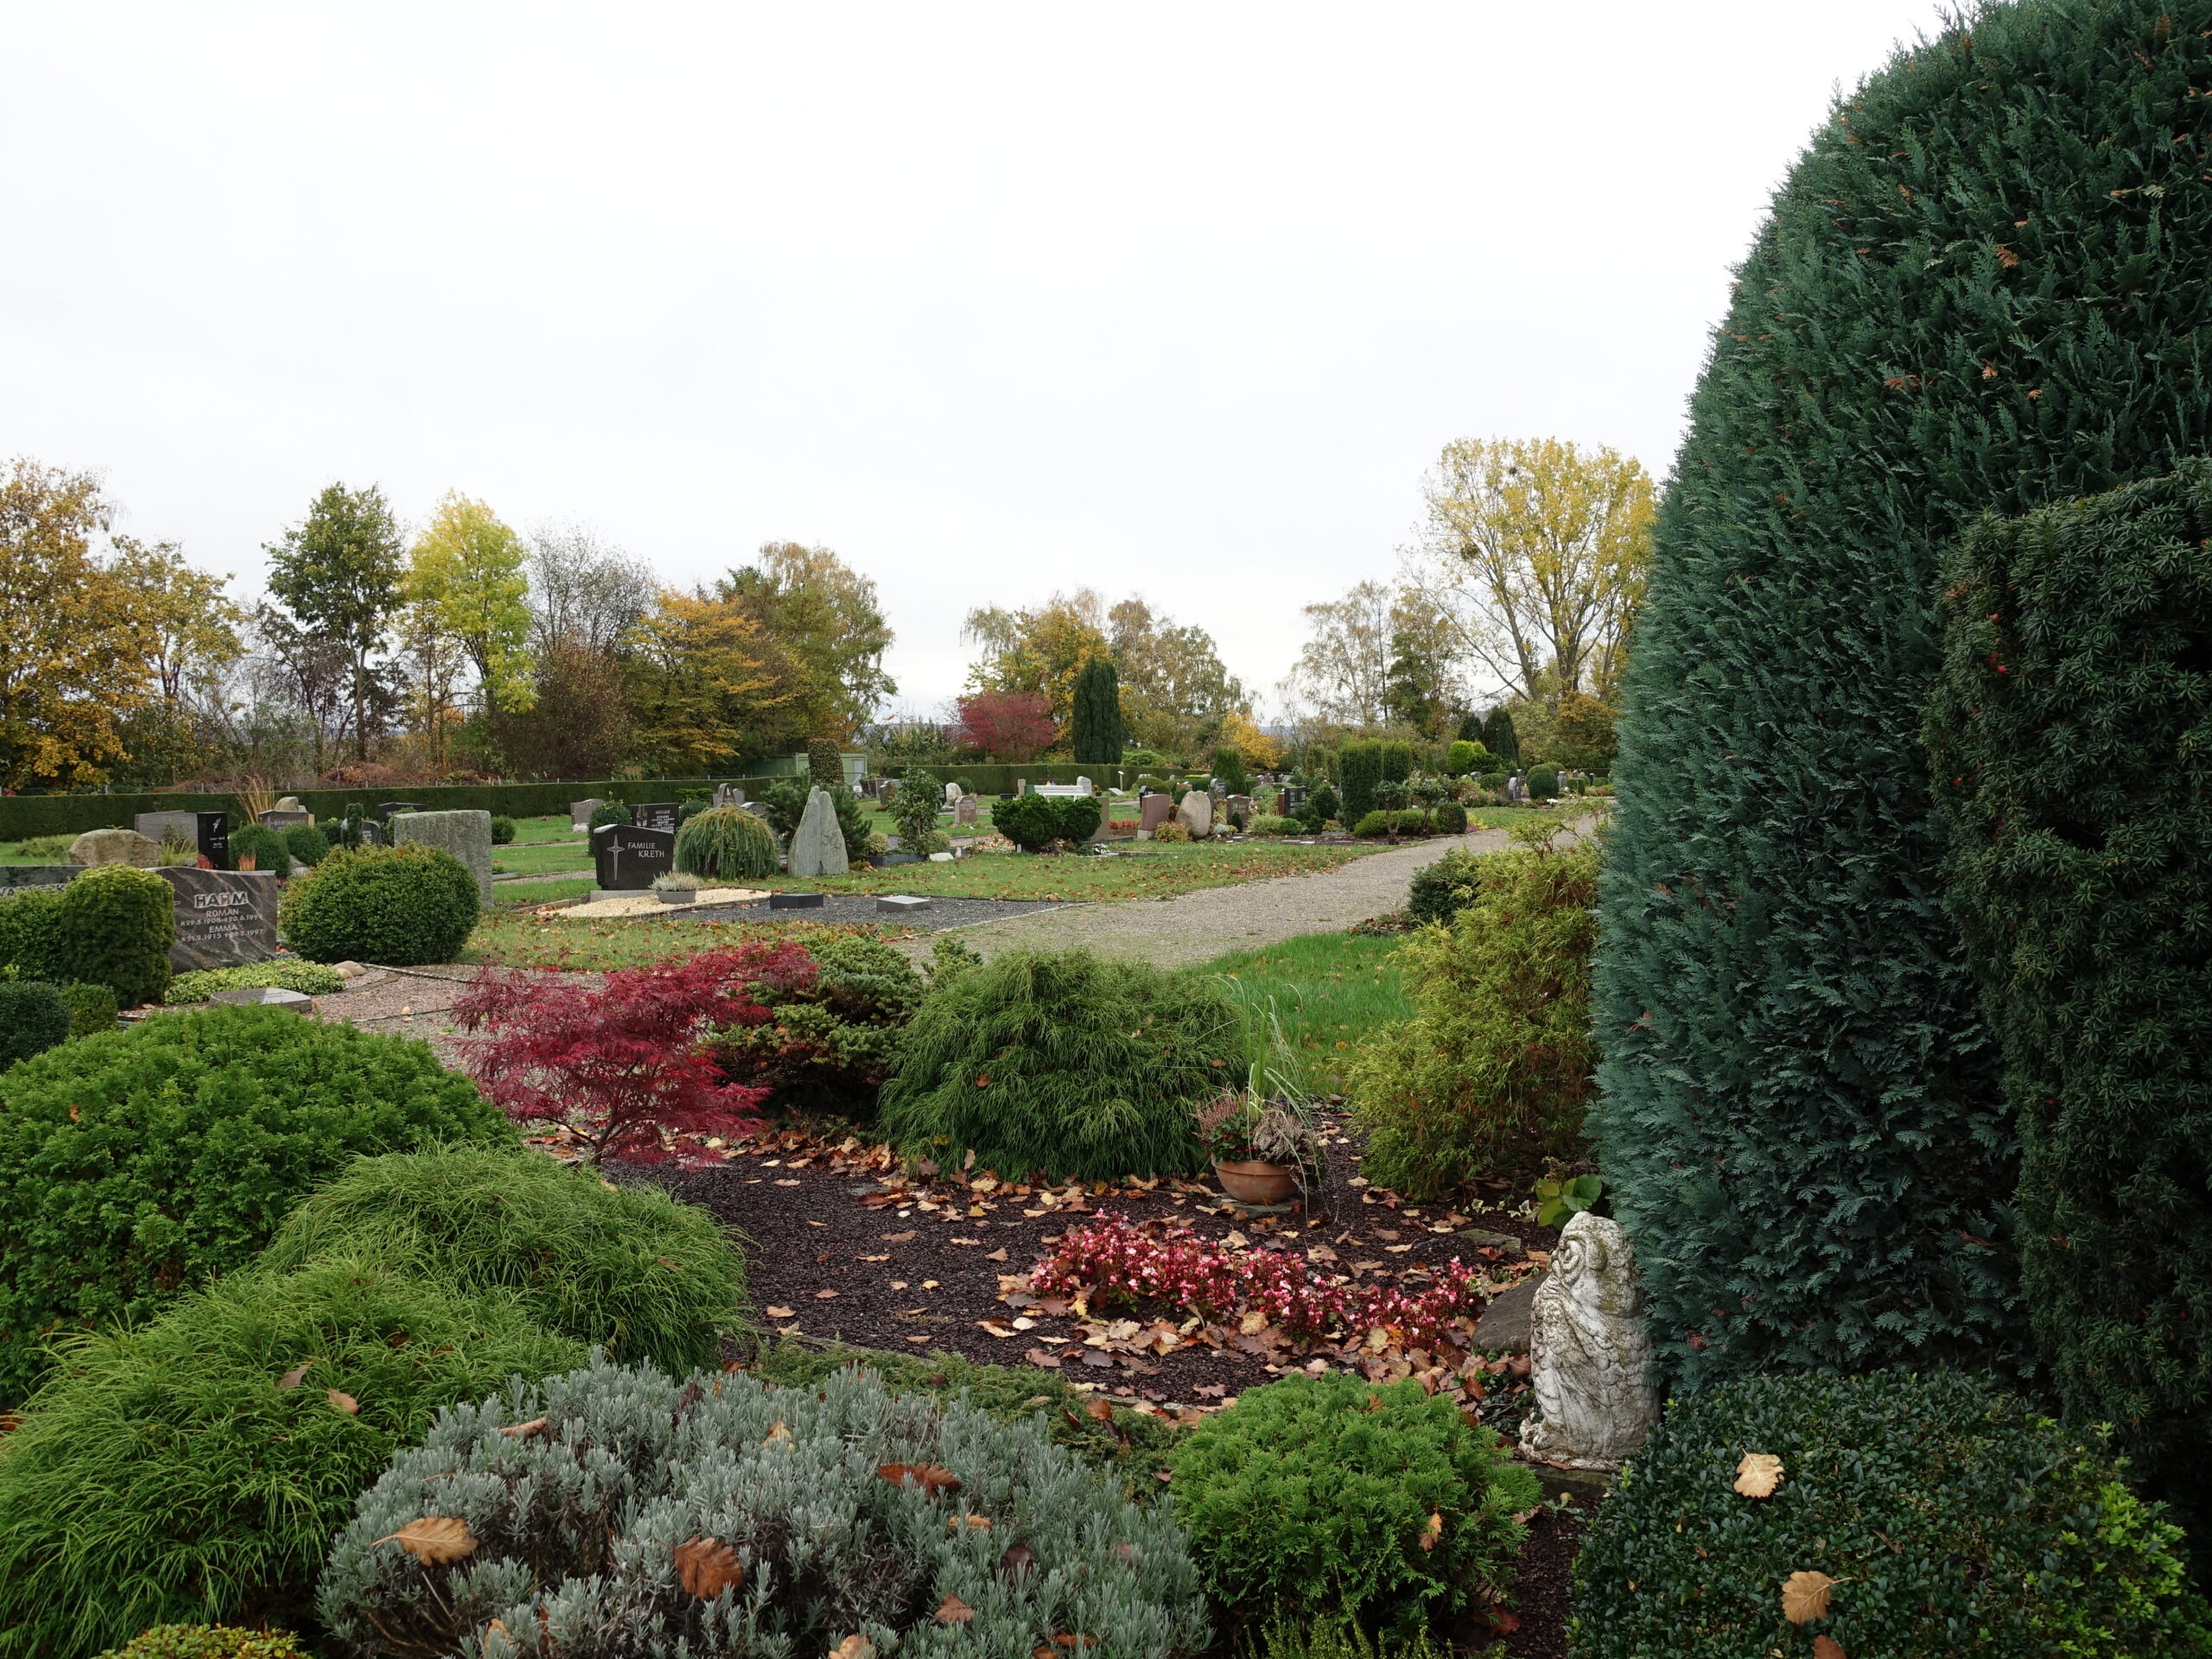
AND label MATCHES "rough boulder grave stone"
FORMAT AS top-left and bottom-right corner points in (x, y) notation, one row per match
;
(258, 809), (314, 830)
(68, 828), (162, 868)
(787, 786), (849, 878)
(1175, 791), (1213, 839)
(712, 783), (745, 809)
(156, 867), (281, 972)
(591, 823), (675, 891)
(393, 808), (495, 906)
(1518, 1212), (1661, 1471)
